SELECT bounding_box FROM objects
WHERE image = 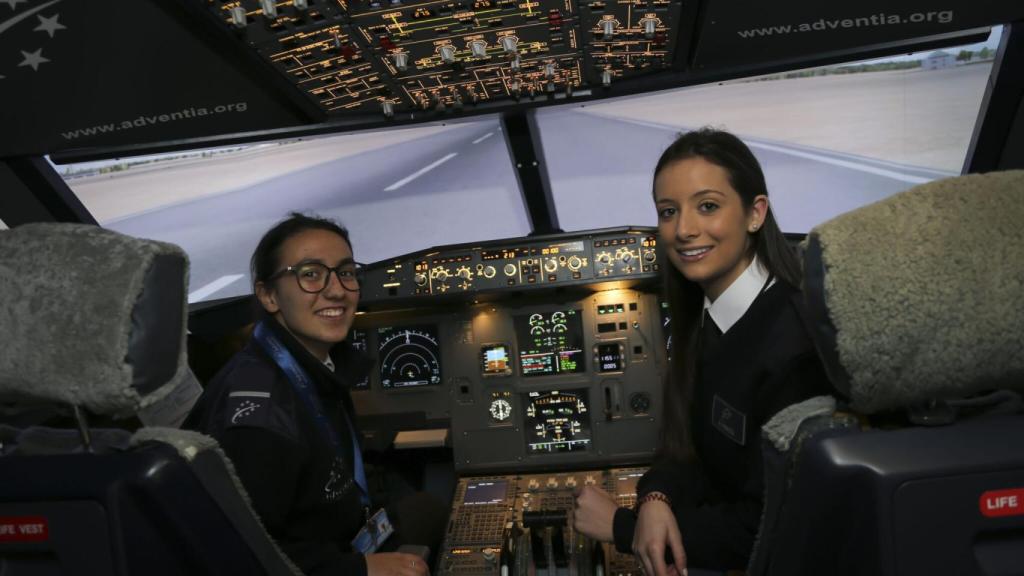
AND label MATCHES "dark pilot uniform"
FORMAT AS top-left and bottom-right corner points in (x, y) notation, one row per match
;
(184, 318), (373, 576)
(613, 259), (829, 570)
